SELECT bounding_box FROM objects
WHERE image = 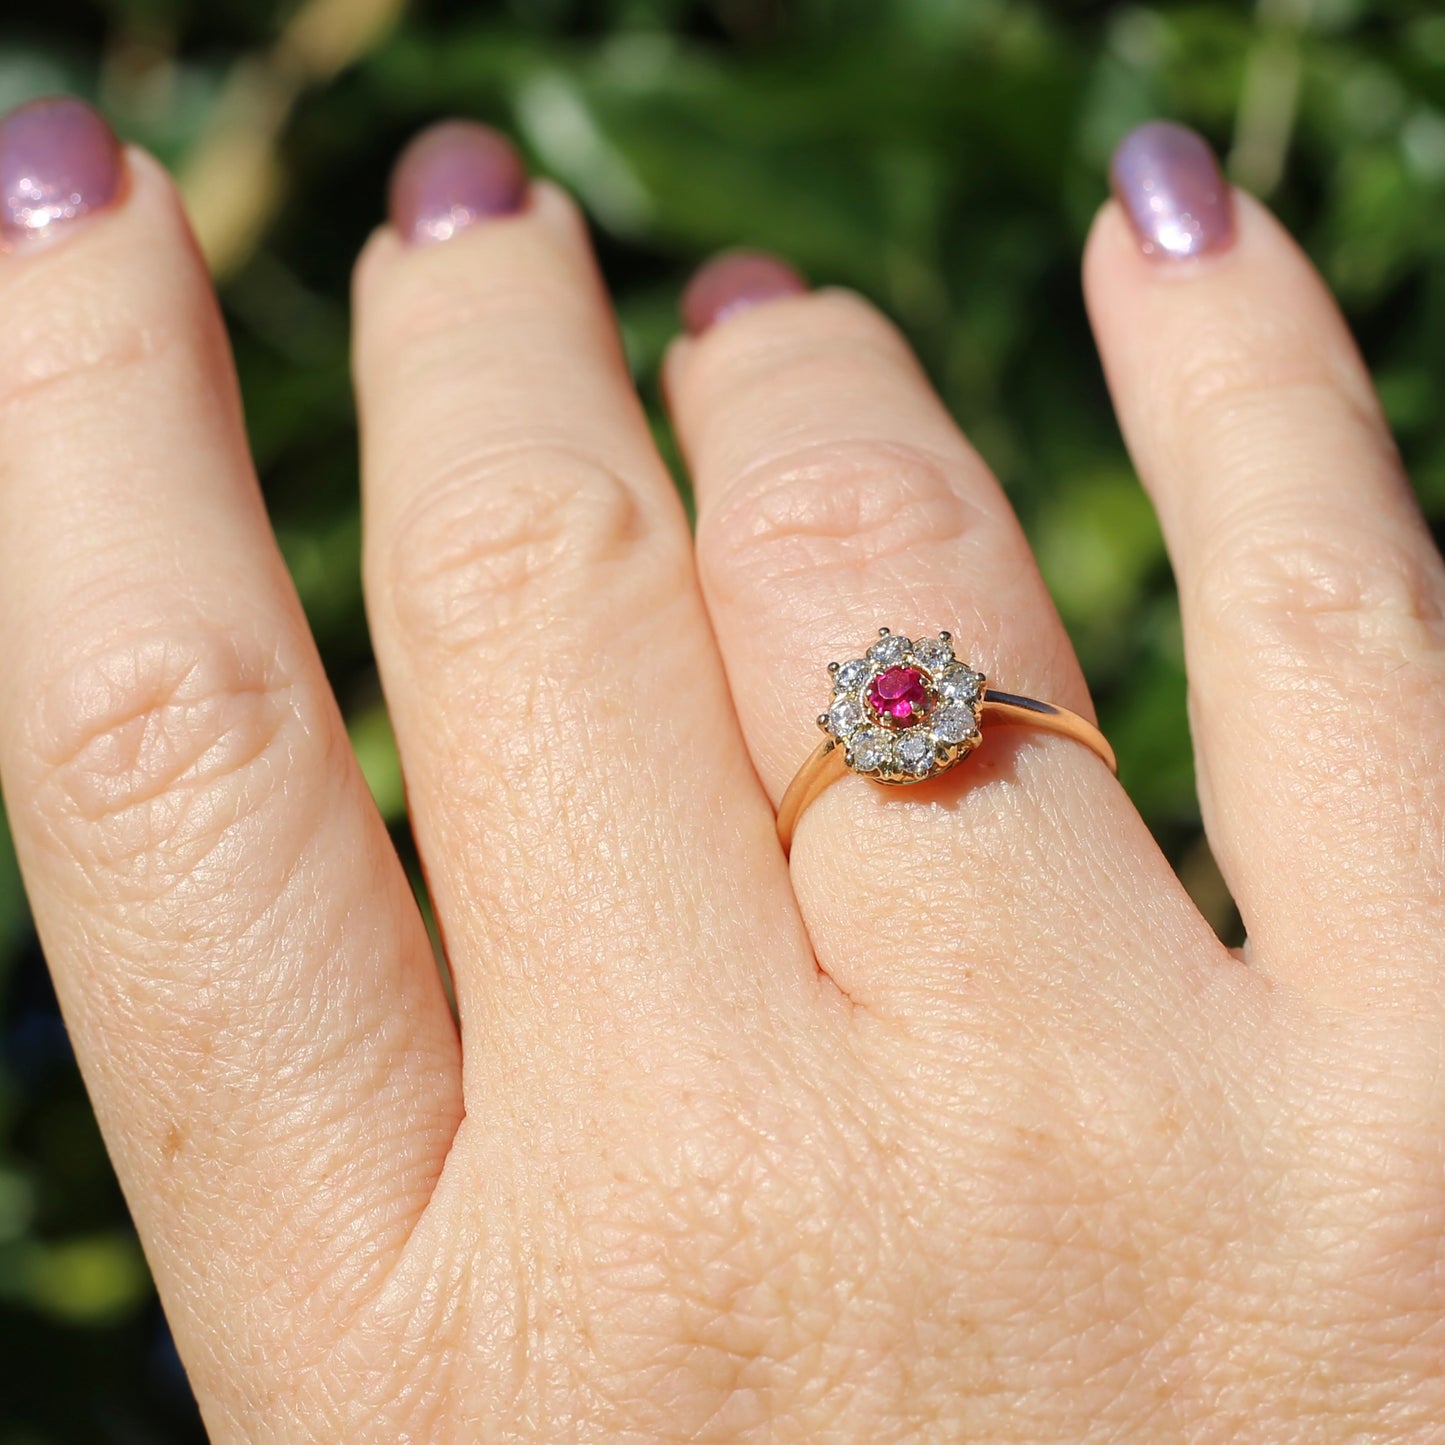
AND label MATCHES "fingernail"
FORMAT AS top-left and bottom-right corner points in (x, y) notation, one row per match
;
(681, 250), (808, 335)
(1109, 120), (1234, 262)
(388, 121), (528, 245)
(1, 96), (123, 243)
